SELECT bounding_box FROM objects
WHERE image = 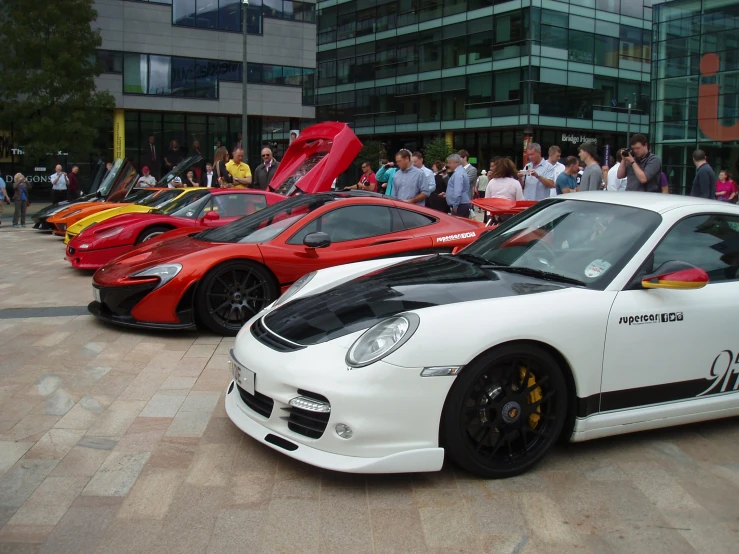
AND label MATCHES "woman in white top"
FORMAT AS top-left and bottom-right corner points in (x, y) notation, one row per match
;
(485, 158), (524, 200)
